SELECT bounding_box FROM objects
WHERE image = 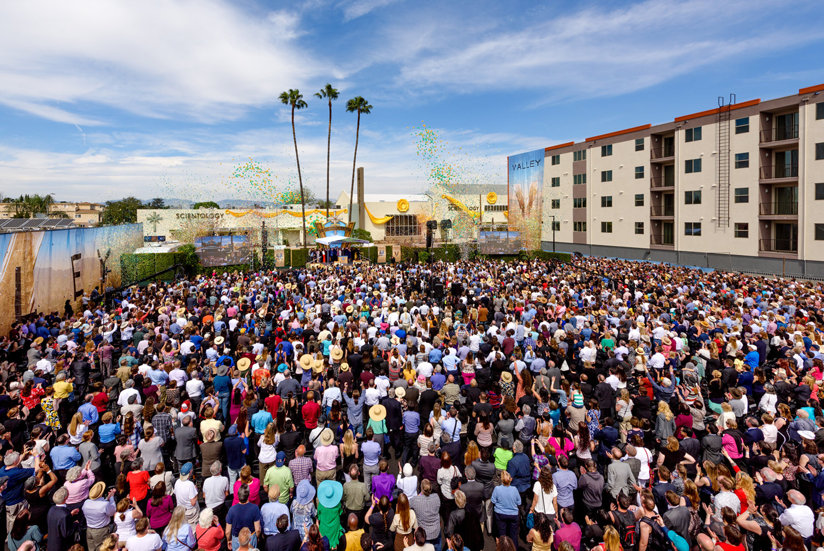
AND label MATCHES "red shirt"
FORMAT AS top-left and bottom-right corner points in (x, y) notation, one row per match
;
(265, 394), (282, 415)
(92, 391), (109, 413)
(302, 401), (320, 429)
